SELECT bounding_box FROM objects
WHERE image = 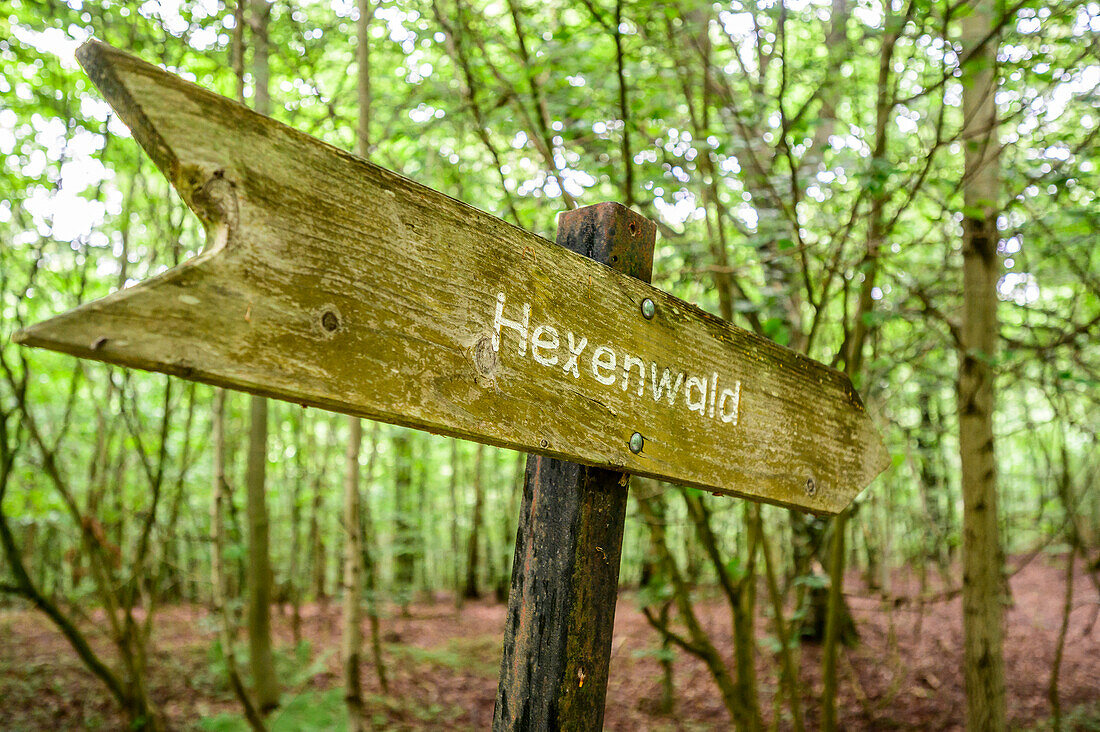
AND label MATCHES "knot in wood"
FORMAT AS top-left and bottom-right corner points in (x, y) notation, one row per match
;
(474, 336), (497, 376)
(181, 165), (239, 233)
